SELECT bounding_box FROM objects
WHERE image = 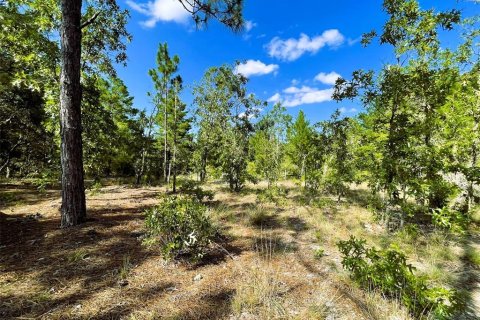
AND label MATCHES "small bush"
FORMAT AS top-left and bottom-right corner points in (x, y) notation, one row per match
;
(337, 236), (458, 319)
(144, 195), (217, 261)
(313, 248), (325, 259)
(88, 180), (103, 196)
(396, 224), (420, 243)
(179, 180), (214, 202)
(311, 197), (336, 209)
(31, 171), (57, 192)
(256, 186), (288, 205)
(431, 207), (469, 234)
